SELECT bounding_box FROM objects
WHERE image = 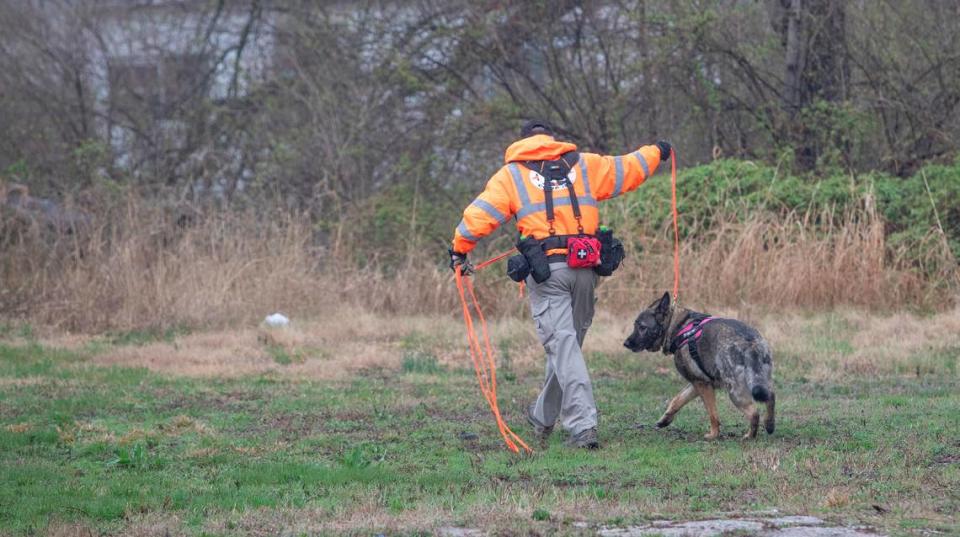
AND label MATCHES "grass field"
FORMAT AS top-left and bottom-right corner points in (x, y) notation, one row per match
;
(1, 309), (958, 536)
